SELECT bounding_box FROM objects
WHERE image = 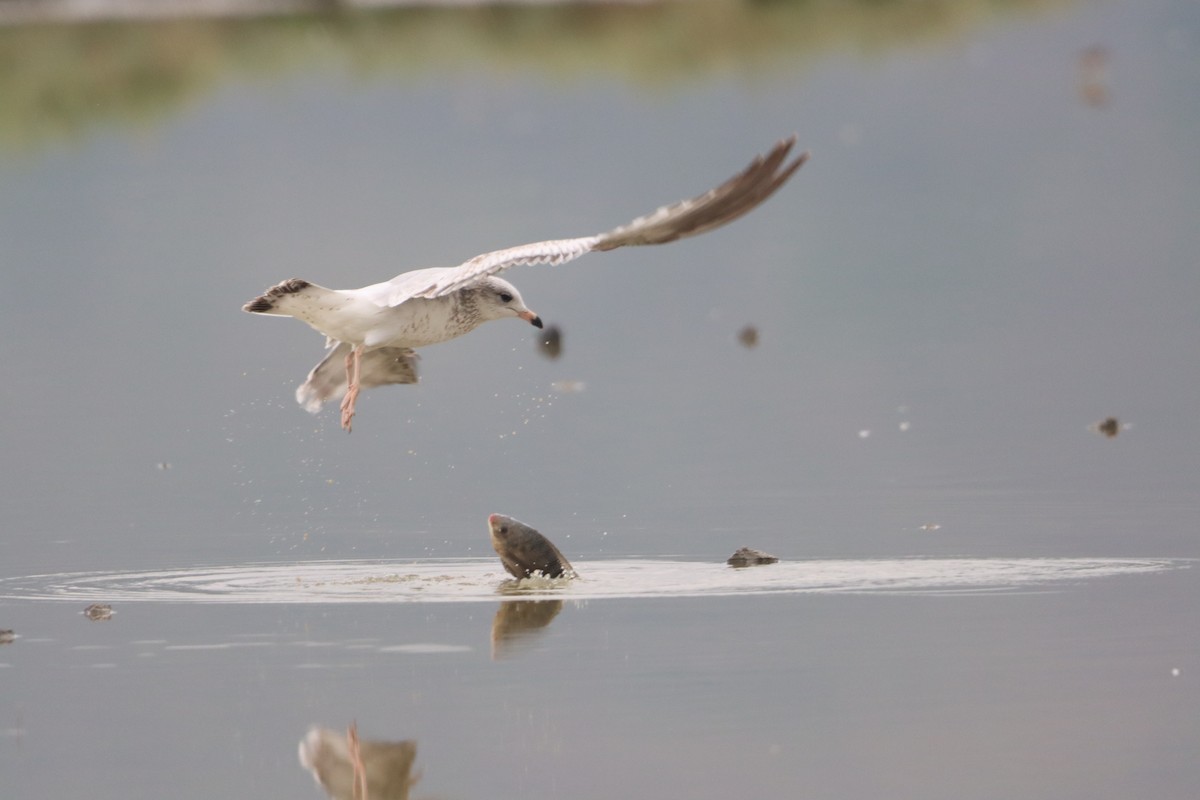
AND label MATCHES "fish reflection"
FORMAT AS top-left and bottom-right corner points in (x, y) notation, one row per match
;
(300, 725), (419, 800)
(491, 599), (564, 659)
